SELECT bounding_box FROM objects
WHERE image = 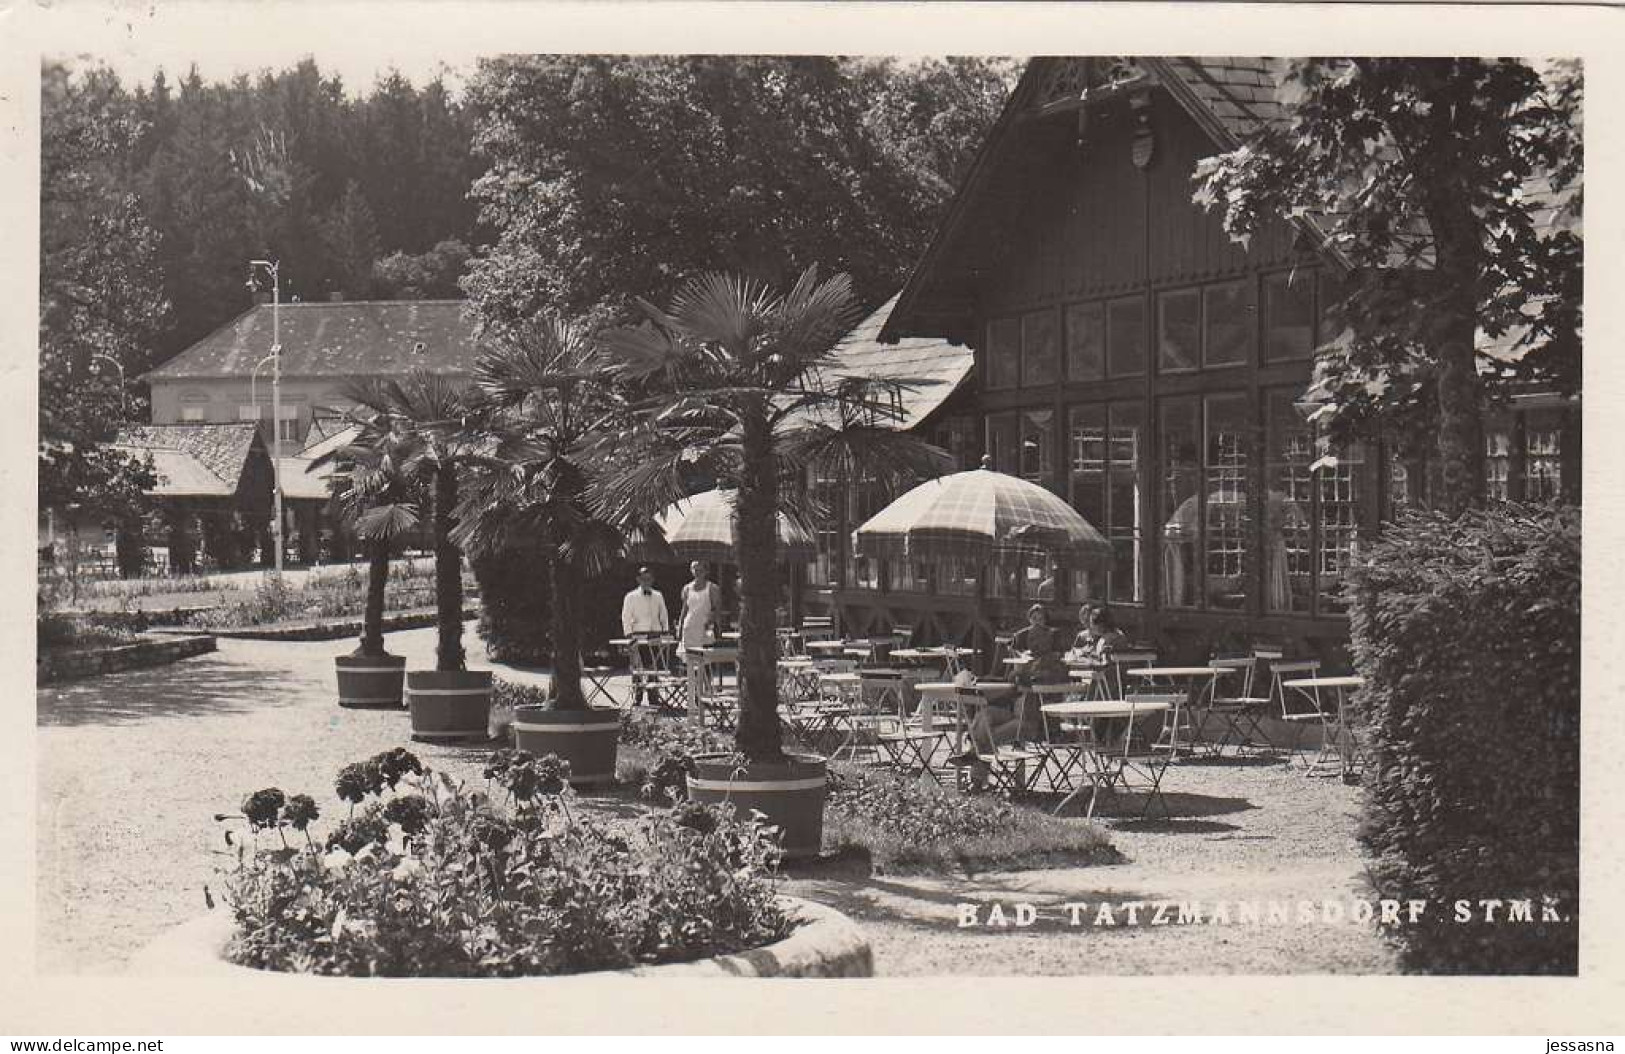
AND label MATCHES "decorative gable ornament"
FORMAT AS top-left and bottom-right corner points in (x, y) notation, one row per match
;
(1130, 90), (1156, 170)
